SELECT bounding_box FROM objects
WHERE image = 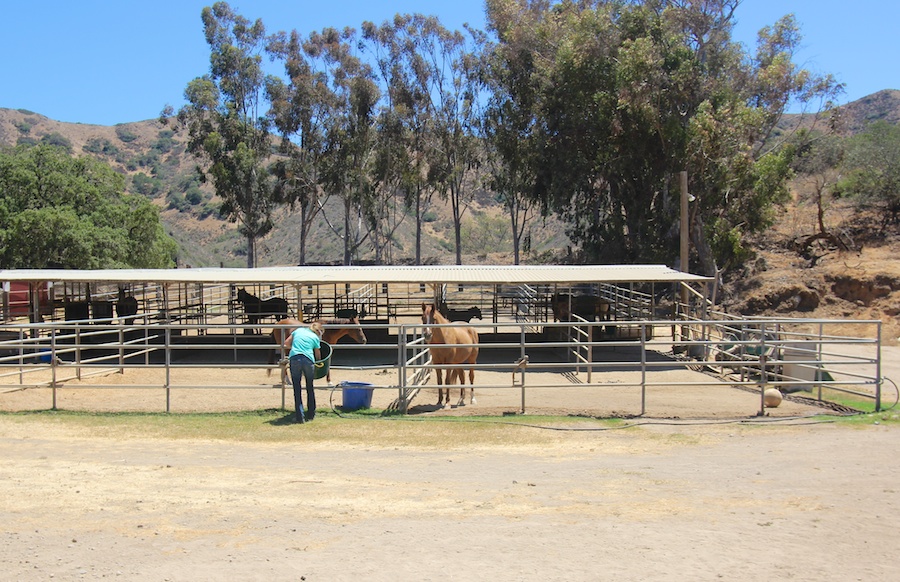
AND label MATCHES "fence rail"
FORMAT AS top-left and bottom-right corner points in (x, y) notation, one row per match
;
(0, 316), (886, 416)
